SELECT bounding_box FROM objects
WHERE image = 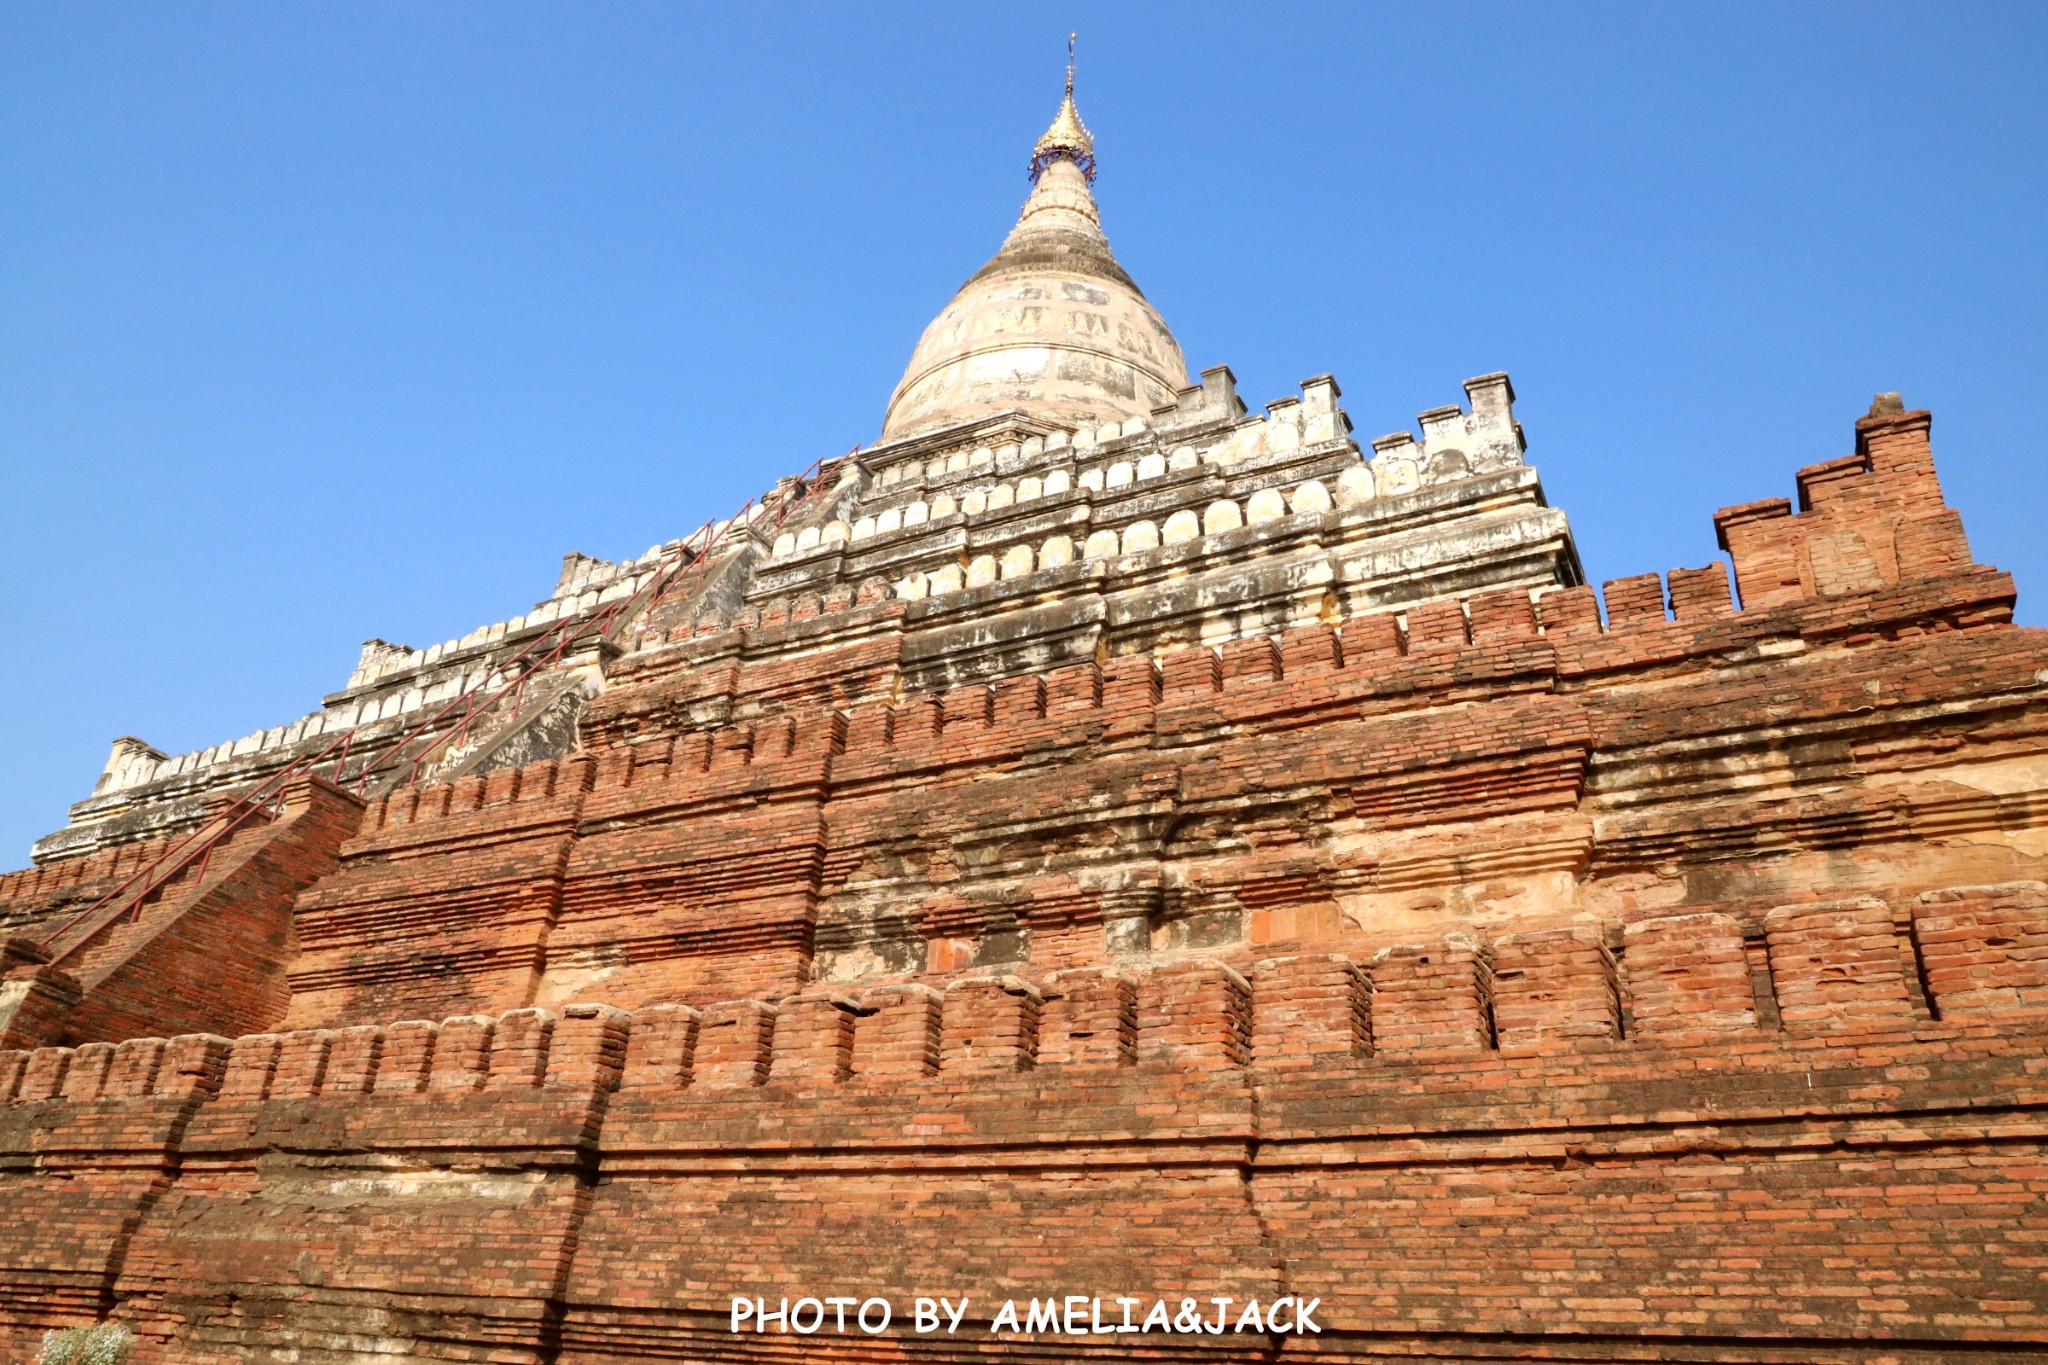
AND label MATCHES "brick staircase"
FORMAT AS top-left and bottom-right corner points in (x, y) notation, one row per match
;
(0, 779), (363, 1048)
